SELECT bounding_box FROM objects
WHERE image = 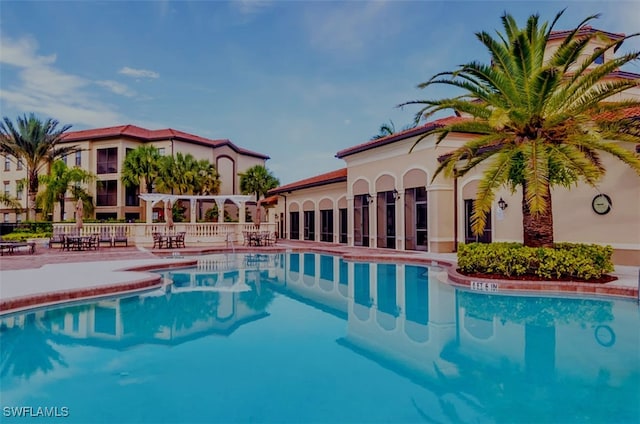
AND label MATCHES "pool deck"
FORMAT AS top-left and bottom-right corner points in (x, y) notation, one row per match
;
(0, 241), (638, 315)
